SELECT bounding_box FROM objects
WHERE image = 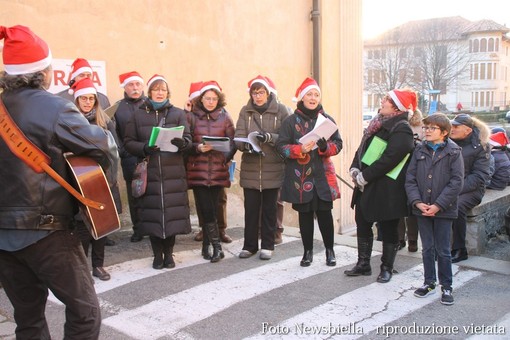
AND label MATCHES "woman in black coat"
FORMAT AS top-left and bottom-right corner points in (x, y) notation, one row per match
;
(345, 89), (415, 283)
(124, 75), (192, 269)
